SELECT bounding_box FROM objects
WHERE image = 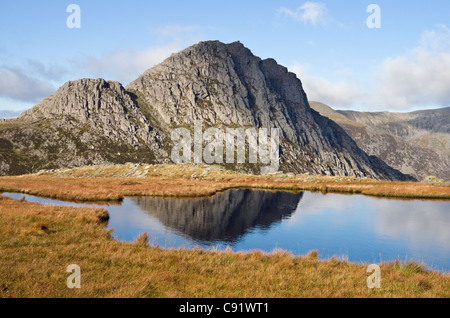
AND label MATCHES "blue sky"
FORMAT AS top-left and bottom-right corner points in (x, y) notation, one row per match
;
(1, 0), (449, 114)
